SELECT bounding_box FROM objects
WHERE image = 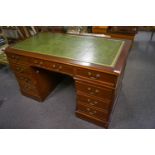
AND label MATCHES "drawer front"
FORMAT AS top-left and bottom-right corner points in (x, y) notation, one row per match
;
(77, 103), (109, 121)
(18, 81), (40, 97)
(77, 94), (111, 110)
(16, 74), (37, 86)
(10, 63), (33, 75)
(31, 58), (74, 76)
(76, 68), (117, 87)
(49, 62), (74, 76)
(76, 81), (114, 100)
(7, 54), (29, 64)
